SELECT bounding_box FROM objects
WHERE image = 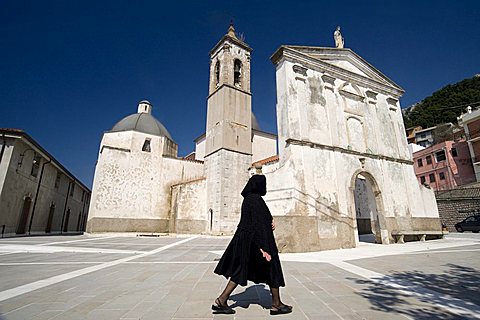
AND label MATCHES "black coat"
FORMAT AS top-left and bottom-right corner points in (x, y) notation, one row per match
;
(214, 175), (285, 287)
